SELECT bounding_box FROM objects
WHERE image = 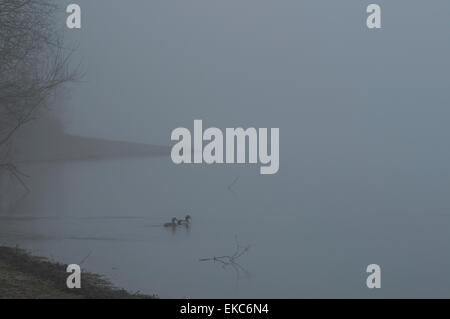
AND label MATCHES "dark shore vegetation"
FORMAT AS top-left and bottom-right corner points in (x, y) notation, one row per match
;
(0, 246), (155, 299)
